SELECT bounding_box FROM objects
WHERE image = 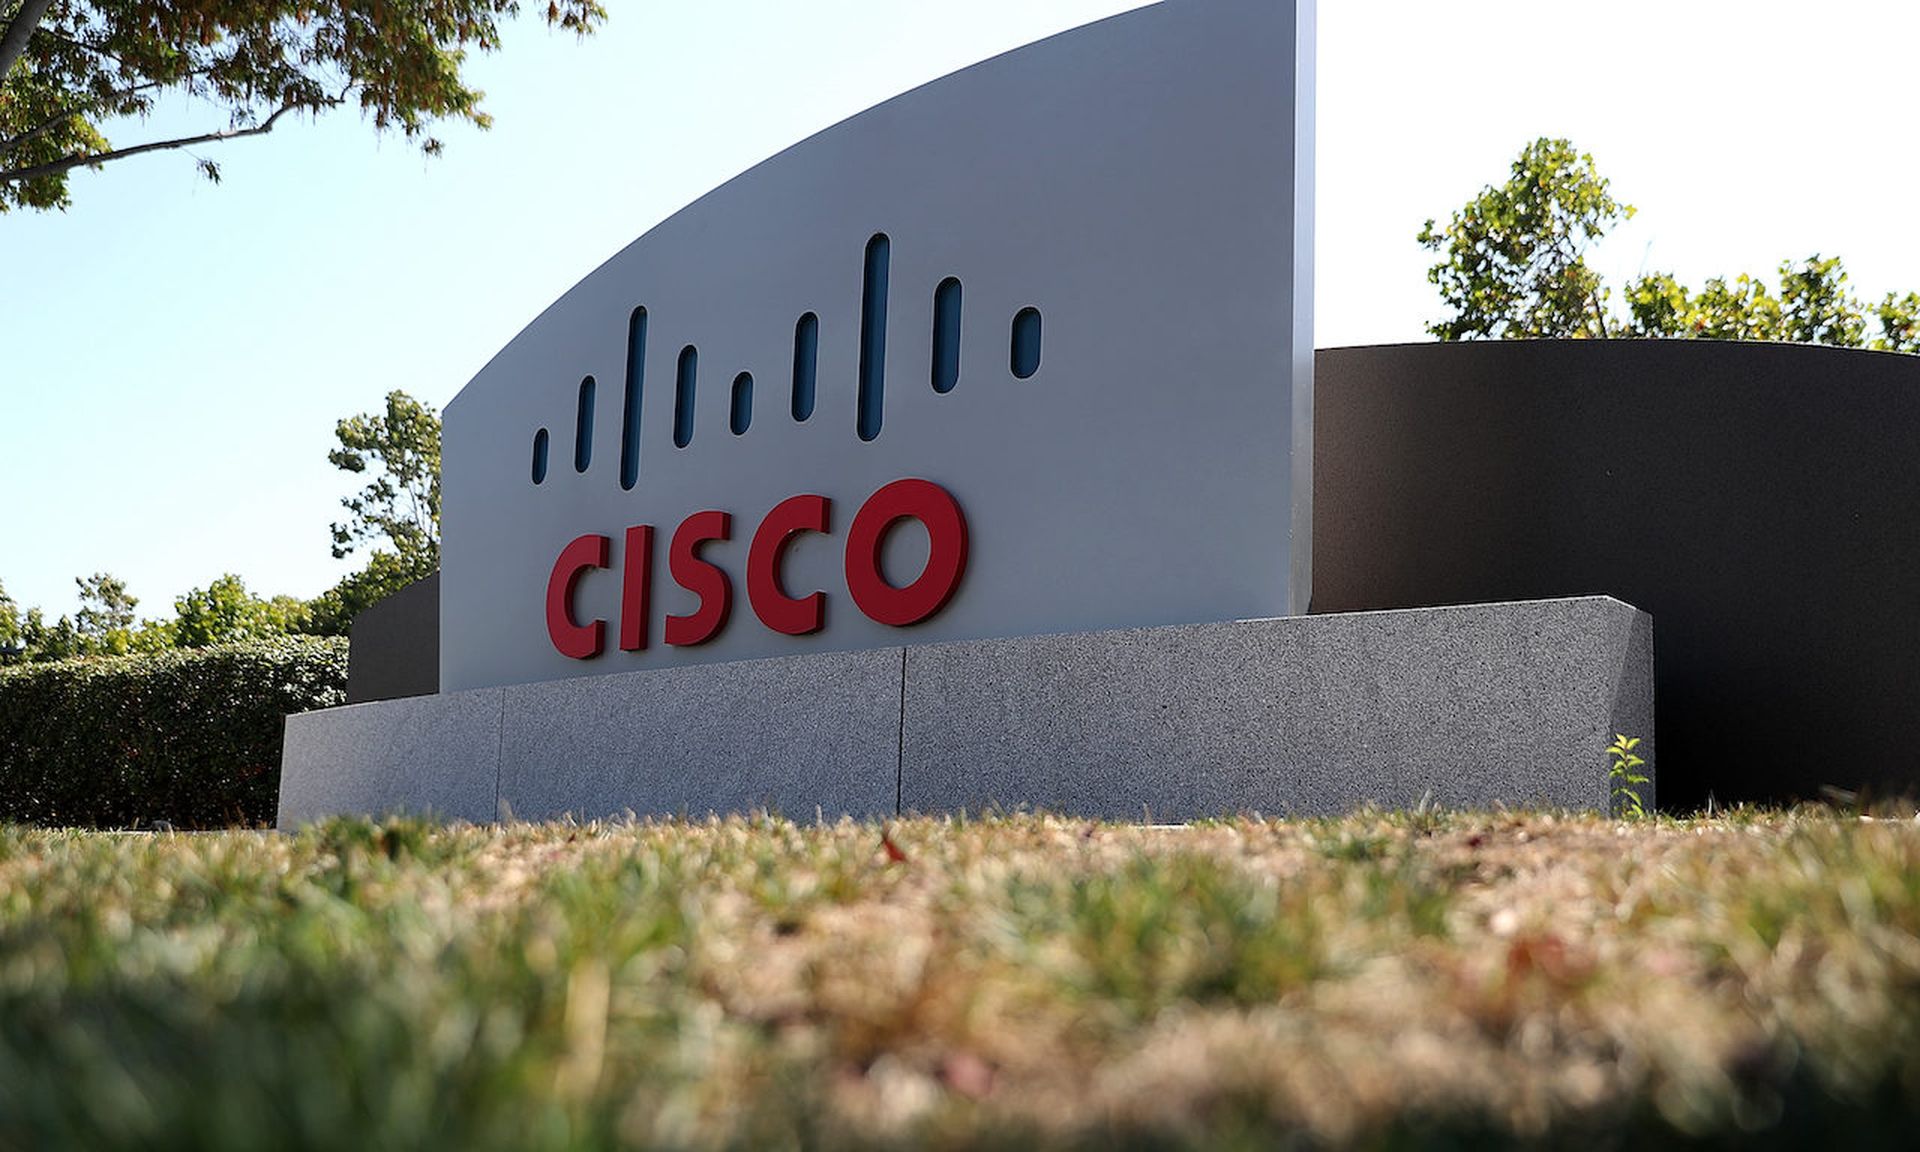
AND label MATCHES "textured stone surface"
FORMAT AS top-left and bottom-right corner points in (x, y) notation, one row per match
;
(279, 687), (500, 827)
(901, 598), (1652, 820)
(282, 598), (1652, 825)
(496, 649), (903, 822)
